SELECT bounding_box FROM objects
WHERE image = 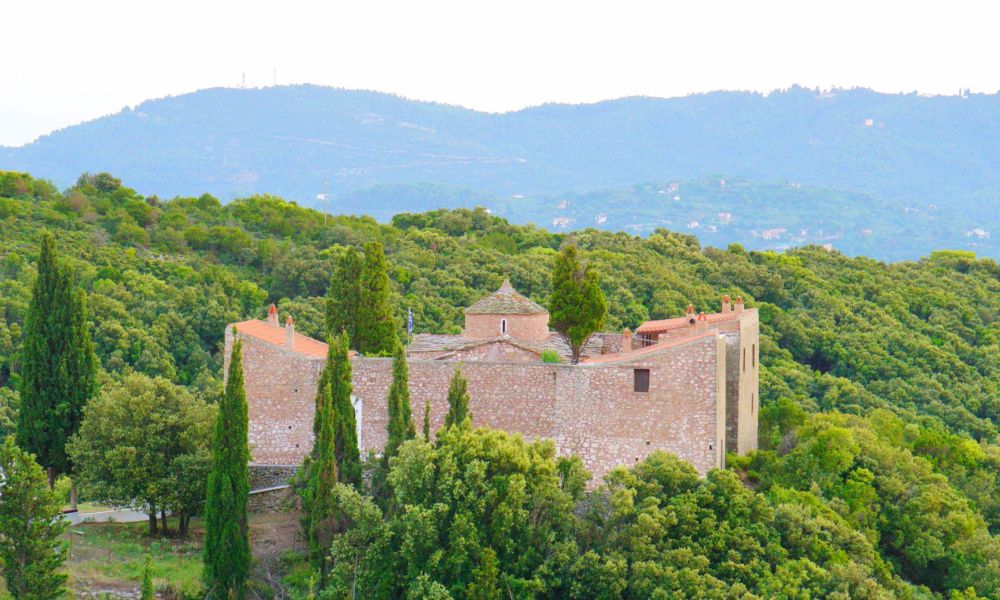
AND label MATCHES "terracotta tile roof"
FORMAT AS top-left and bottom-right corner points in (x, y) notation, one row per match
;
(635, 311), (740, 334)
(581, 330), (717, 364)
(232, 320), (331, 359)
(464, 279), (548, 315)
